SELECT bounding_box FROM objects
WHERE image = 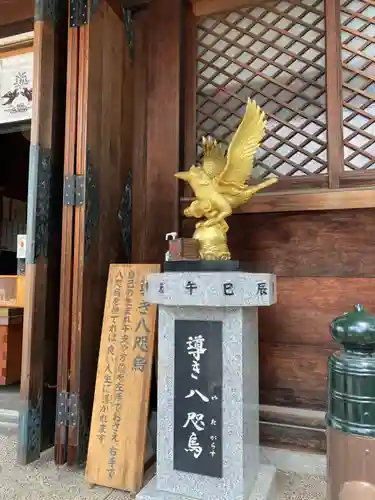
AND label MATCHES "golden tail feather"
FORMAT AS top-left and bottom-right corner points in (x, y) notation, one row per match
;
(245, 177), (278, 199)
